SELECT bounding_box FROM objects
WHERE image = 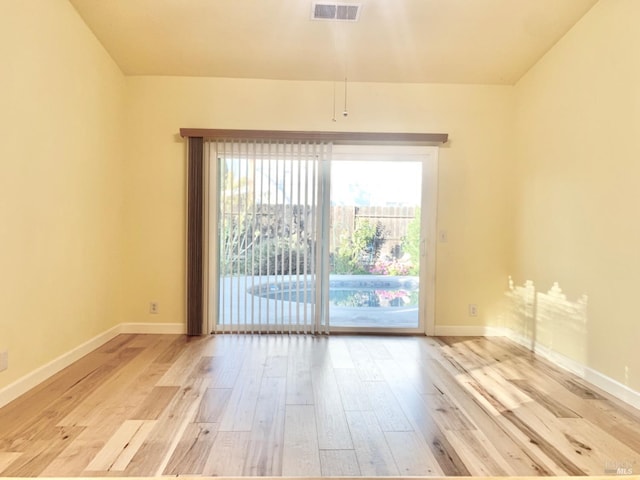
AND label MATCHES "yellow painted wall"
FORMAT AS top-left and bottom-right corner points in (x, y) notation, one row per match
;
(0, 1), (126, 389)
(2, 0), (637, 406)
(123, 77), (515, 330)
(512, 0), (640, 390)
(3, 0), (636, 405)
